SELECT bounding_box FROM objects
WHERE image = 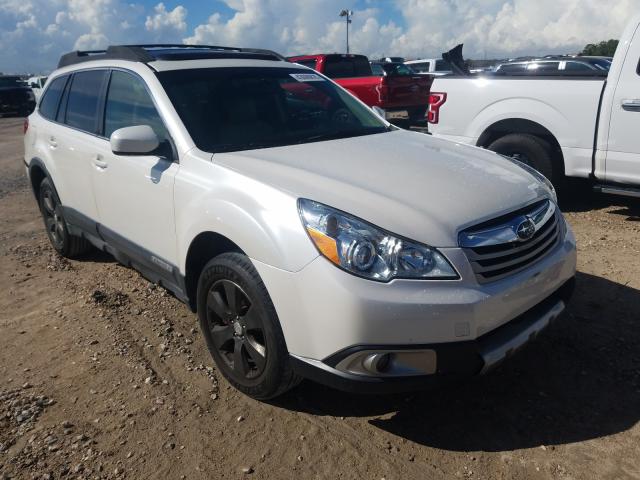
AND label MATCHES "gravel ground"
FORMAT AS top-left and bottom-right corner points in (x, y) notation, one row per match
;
(0, 117), (638, 479)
